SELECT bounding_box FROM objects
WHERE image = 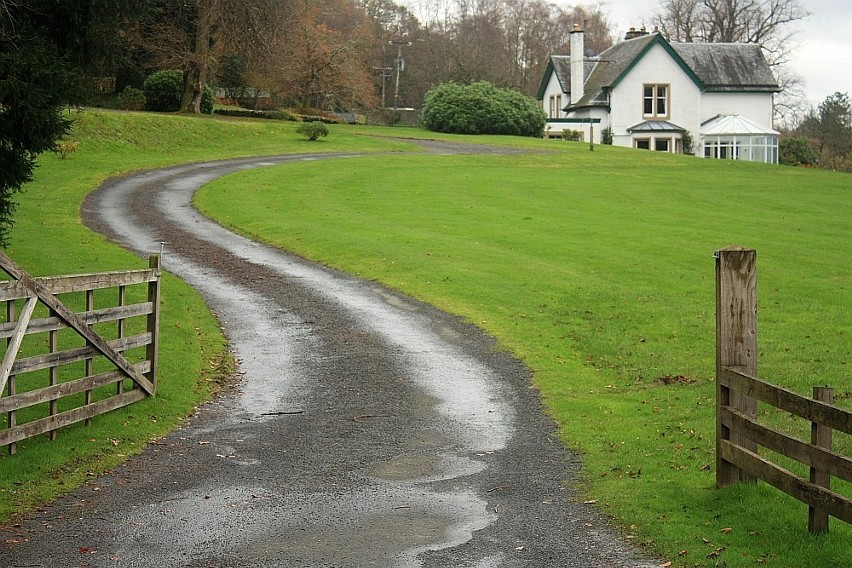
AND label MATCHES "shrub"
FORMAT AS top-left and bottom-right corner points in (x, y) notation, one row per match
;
(601, 126), (613, 145)
(213, 108), (297, 121)
(421, 81), (545, 137)
(55, 139), (79, 159)
(780, 137), (819, 167)
(115, 86), (146, 111)
(296, 121), (329, 141)
(143, 70), (183, 112)
(201, 84), (214, 115)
